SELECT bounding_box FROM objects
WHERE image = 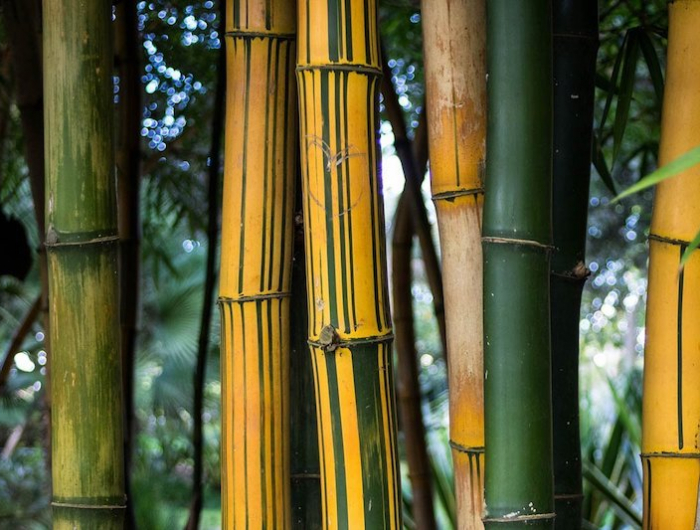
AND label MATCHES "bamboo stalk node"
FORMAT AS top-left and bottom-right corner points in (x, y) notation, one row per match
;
(307, 333), (394, 351)
(51, 501), (126, 510)
(431, 187), (485, 202)
(218, 292), (291, 304)
(296, 64), (382, 77)
(290, 473), (321, 480)
(641, 452), (700, 459)
(483, 512), (556, 523)
(648, 232), (696, 249)
(553, 493), (584, 501)
(449, 440), (485, 455)
(225, 30), (295, 40)
(482, 236), (553, 252)
(44, 232), (120, 248)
